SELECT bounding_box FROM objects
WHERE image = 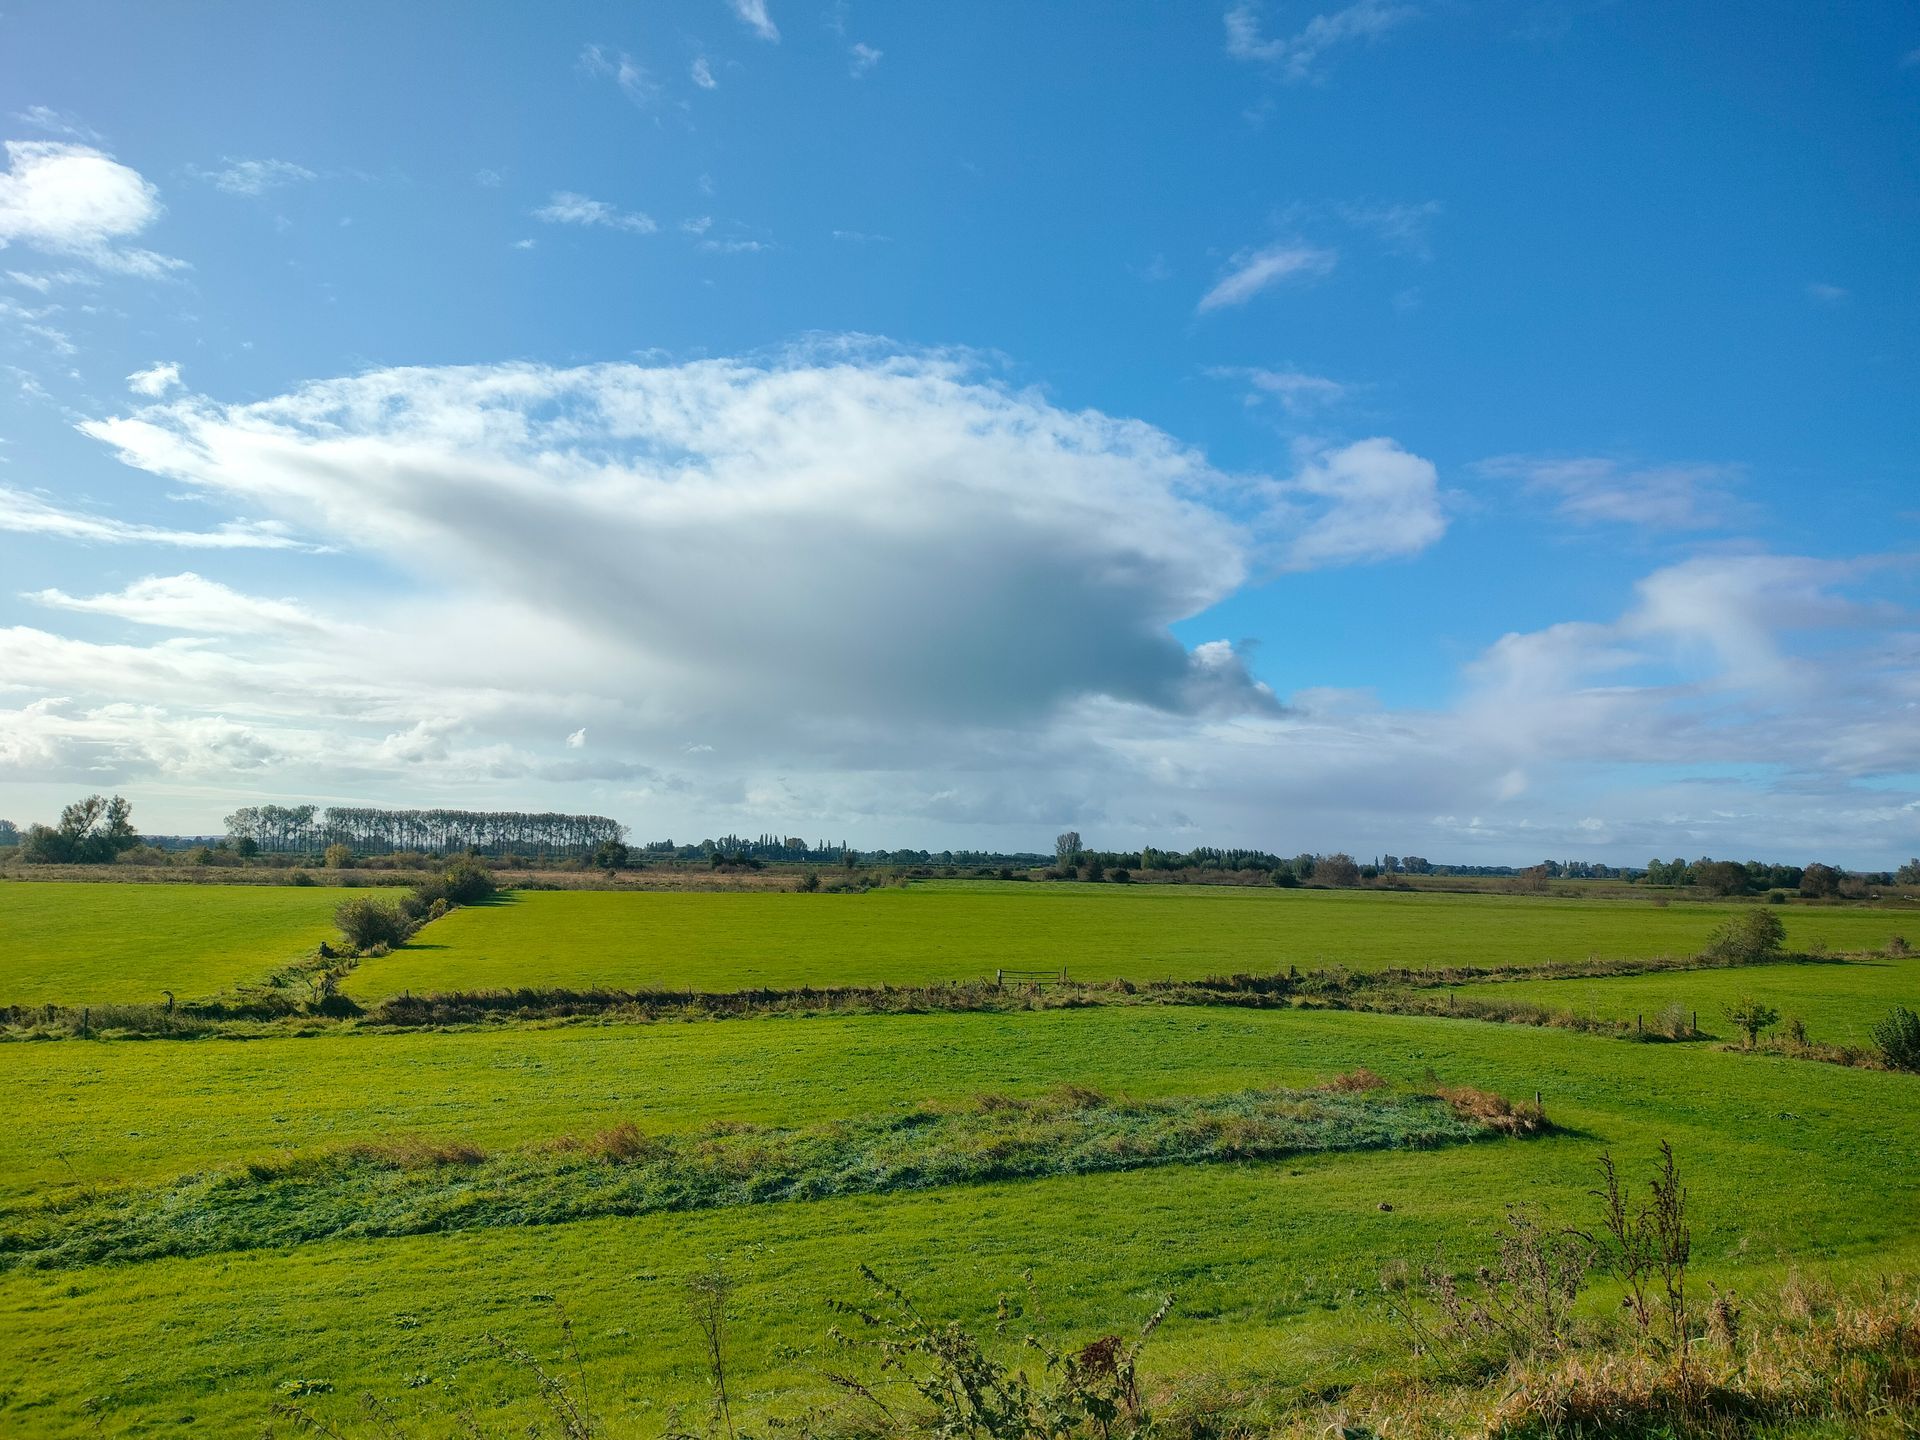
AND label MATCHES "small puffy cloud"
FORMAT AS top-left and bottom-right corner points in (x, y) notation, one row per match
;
(1197, 243), (1335, 311)
(691, 57), (718, 89)
(1807, 281), (1848, 303)
(190, 158), (316, 197)
(728, 0), (780, 42)
(849, 42), (883, 77)
(1482, 454), (1742, 531)
(1225, 0), (1417, 81)
(1272, 437), (1445, 570)
(534, 191), (657, 233)
(567, 726), (588, 748)
(475, 168), (503, 188)
(127, 360), (182, 397)
(0, 140), (185, 277)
